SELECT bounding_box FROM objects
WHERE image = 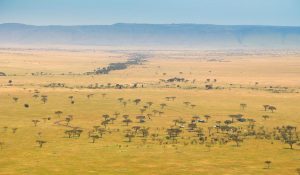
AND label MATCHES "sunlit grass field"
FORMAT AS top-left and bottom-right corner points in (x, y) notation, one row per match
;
(0, 49), (299, 175)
